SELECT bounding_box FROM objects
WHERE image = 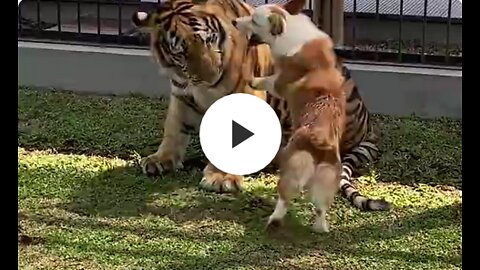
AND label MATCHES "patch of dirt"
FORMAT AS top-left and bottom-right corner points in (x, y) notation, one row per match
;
(18, 234), (44, 246)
